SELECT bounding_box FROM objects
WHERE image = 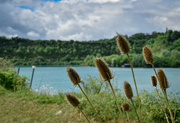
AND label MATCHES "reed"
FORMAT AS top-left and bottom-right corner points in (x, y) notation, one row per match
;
(66, 67), (102, 122)
(116, 33), (141, 121)
(151, 75), (170, 123)
(94, 58), (126, 123)
(122, 102), (130, 123)
(143, 46), (175, 123)
(66, 94), (90, 123)
(123, 81), (141, 123)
